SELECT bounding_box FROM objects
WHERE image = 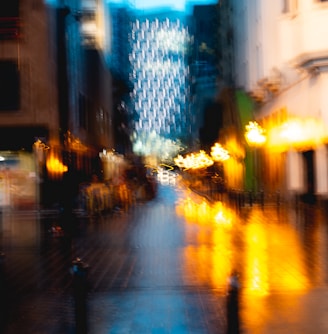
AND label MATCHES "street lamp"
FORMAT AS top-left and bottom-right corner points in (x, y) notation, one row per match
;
(210, 143), (230, 200)
(244, 121), (266, 194)
(174, 150), (214, 171)
(210, 143), (230, 162)
(245, 121), (266, 147)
